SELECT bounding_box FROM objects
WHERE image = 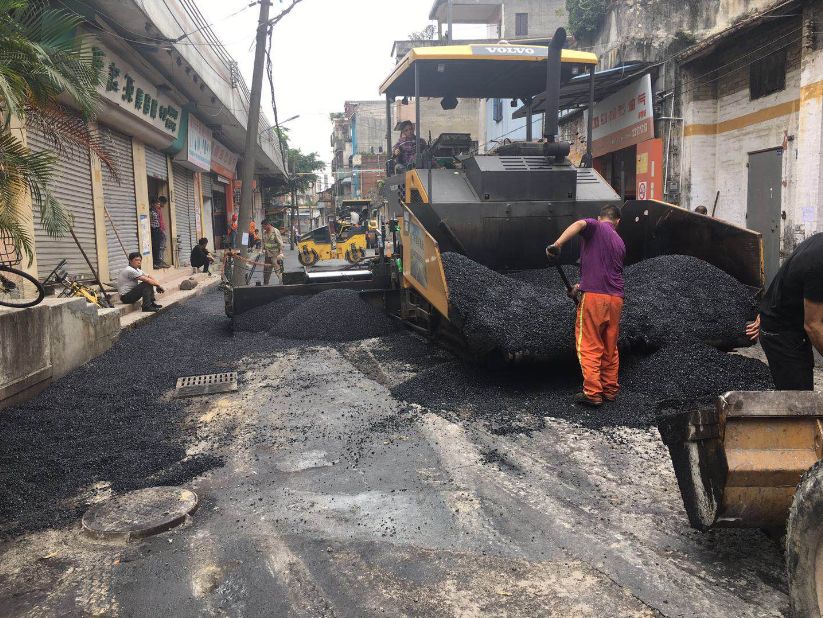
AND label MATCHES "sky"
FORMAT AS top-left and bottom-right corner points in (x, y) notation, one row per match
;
(198, 0), (486, 180)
